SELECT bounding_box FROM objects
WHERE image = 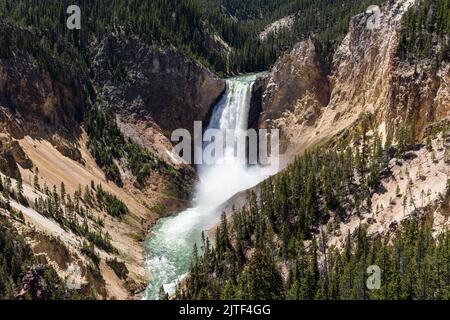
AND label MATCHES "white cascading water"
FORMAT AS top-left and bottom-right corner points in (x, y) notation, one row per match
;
(144, 74), (274, 299)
